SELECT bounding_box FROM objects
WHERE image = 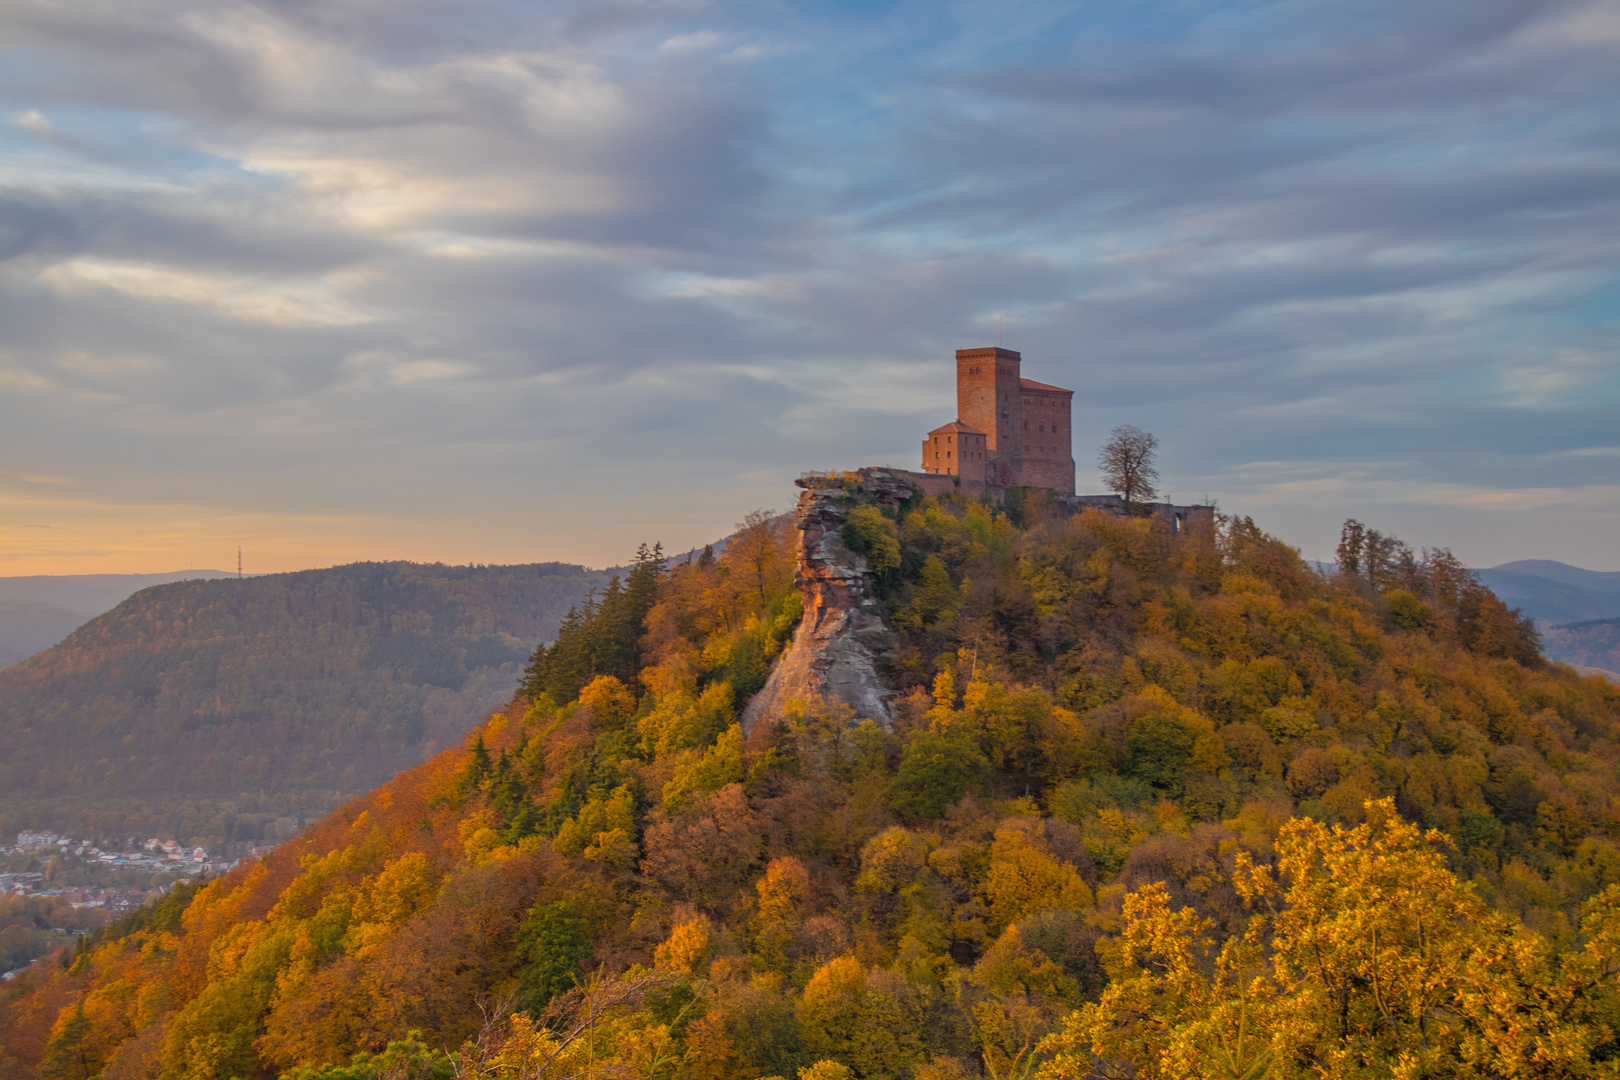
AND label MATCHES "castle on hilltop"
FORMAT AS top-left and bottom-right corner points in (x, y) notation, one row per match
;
(884, 345), (1211, 536)
(922, 347), (1074, 495)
